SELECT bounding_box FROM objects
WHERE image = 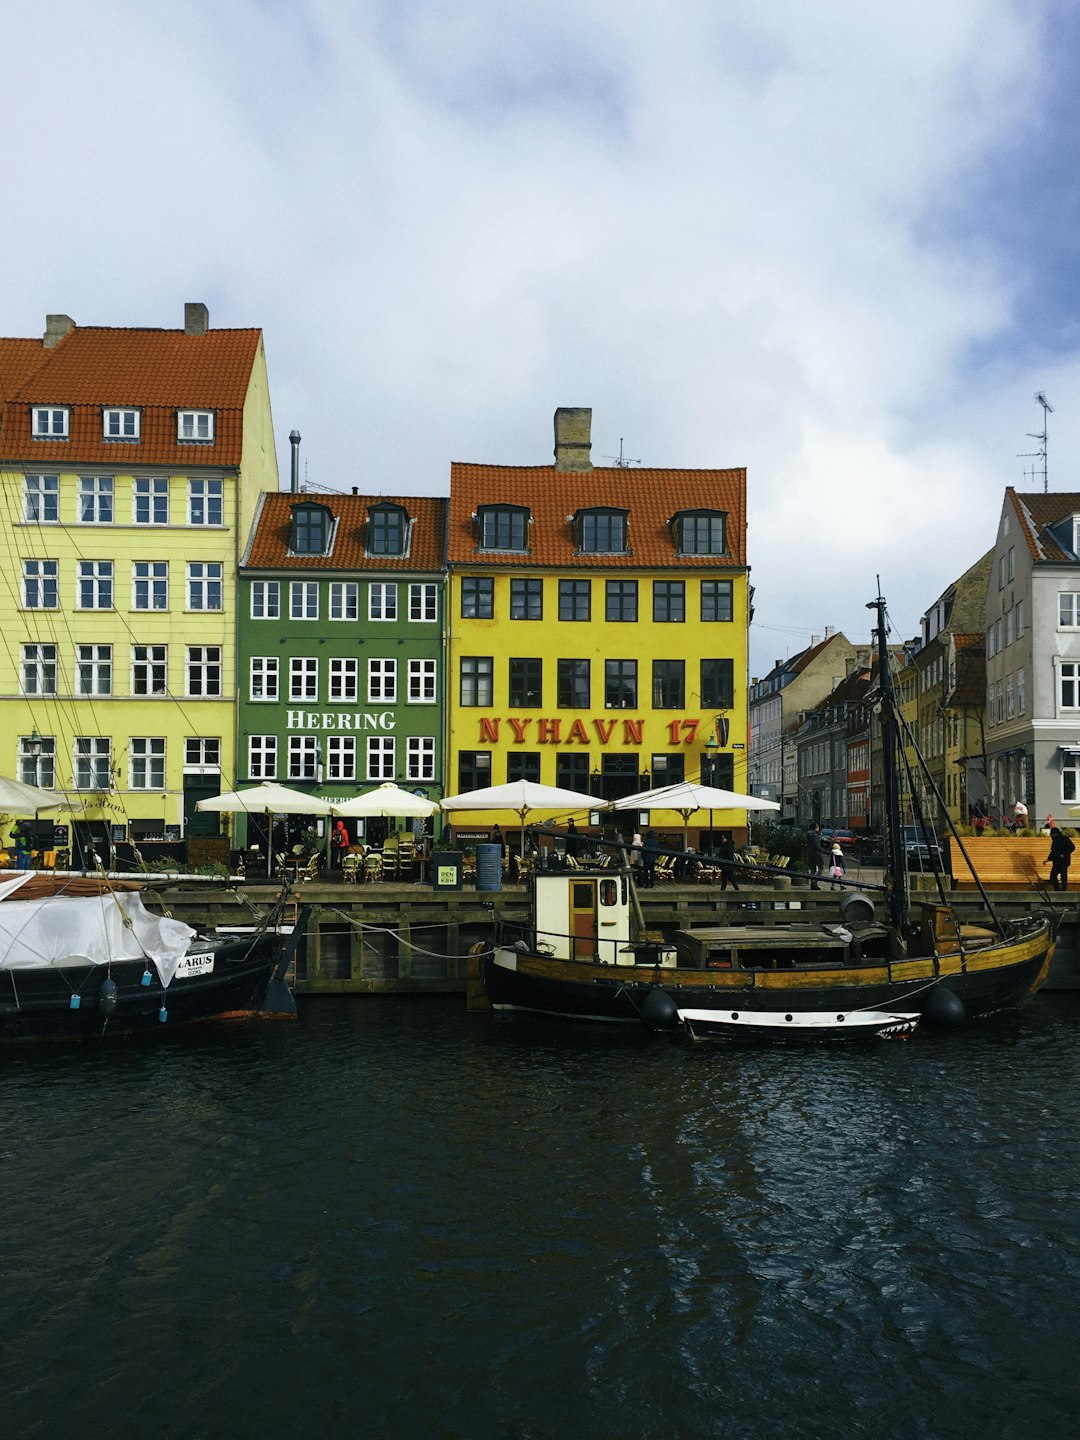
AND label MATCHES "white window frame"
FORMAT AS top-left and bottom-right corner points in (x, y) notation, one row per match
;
(103, 408), (140, 442)
(188, 478), (223, 525)
(326, 736), (356, 782)
(406, 736), (436, 782)
(288, 735), (319, 782)
(21, 643), (57, 696)
(186, 646), (222, 697)
(290, 581), (319, 621)
(130, 737), (166, 790)
(329, 658), (359, 703)
(178, 410), (215, 443)
(187, 561), (224, 611)
(77, 645), (113, 696)
(1061, 662), (1080, 711)
(251, 580), (281, 619)
(1018, 666), (1026, 715)
(133, 477), (170, 525)
(131, 644), (168, 697)
(369, 583), (398, 622)
(31, 406), (69, 440)
(24, 473), (59, 522)
(132, 561), (169, 611)
(77, 560), (114, 610)
(1064, 753), (1080, 803)
(20, 733), (55, 788)
(366, 735), (395, 781)
(330, 581), (359, 621)
(23, 559), (58, 609)
(368, 658), (397, 703)
(408, 658), (437, 704)
(1060, 593), (1080, 628)
(408, 583), (438, 622)
(250, 656), (279, 702)
(74, 737), (111, 791)
(289, 657), (319, 702)
(248, 735), (278, 781)
(79, 475), (114, 524)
